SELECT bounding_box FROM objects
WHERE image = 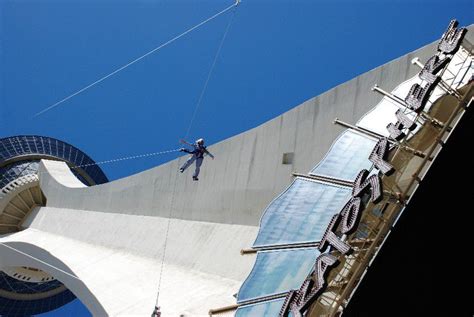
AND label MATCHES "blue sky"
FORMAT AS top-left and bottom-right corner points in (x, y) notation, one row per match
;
(1, 0), (472, 315)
